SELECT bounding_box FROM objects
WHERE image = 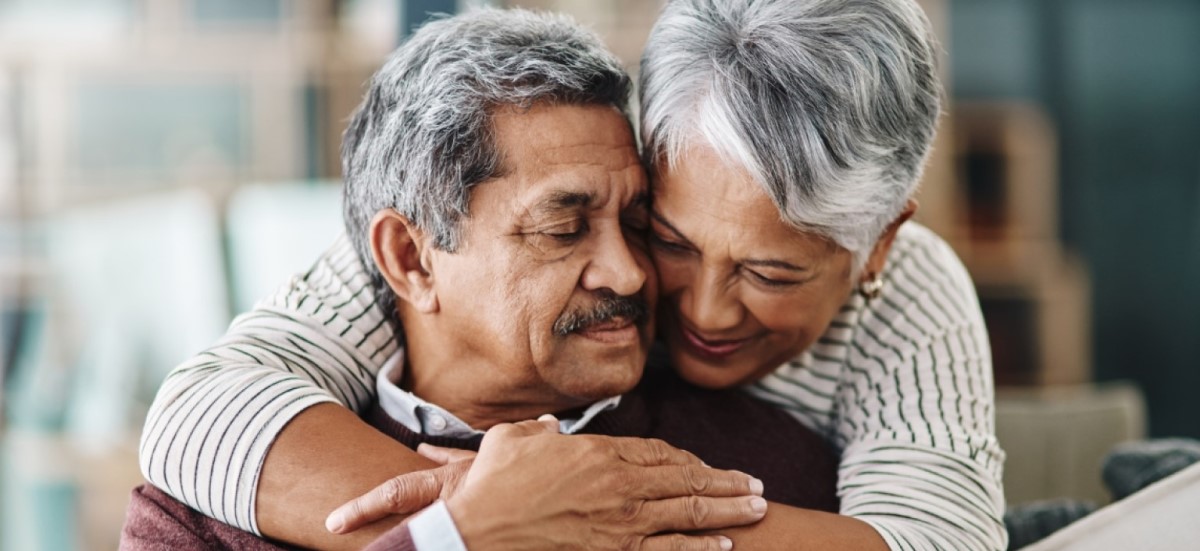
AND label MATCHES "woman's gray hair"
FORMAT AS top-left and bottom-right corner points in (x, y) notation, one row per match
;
(342, 8), (630, 319)
(640, 0), (941, 269)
